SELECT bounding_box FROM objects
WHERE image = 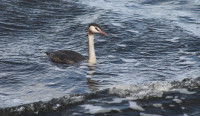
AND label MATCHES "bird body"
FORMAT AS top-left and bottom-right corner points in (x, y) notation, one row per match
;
(46, 23), (107, 64)
(46, 50), (85, 64)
